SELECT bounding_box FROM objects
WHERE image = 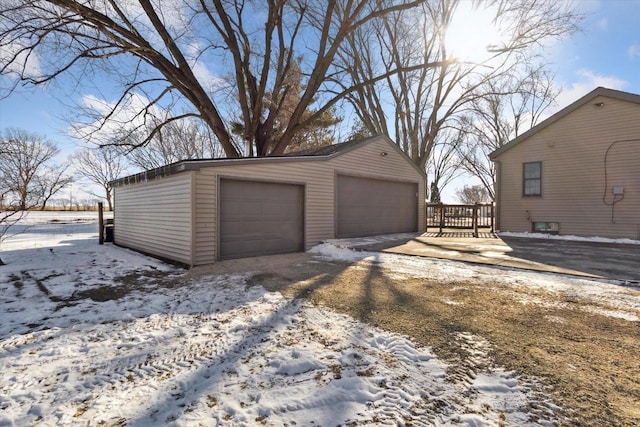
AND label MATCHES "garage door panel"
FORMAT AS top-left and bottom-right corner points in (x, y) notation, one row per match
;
(220, 179), (304, 260)
(337, 175), (417, 238)
(220, 235), (280, 255)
